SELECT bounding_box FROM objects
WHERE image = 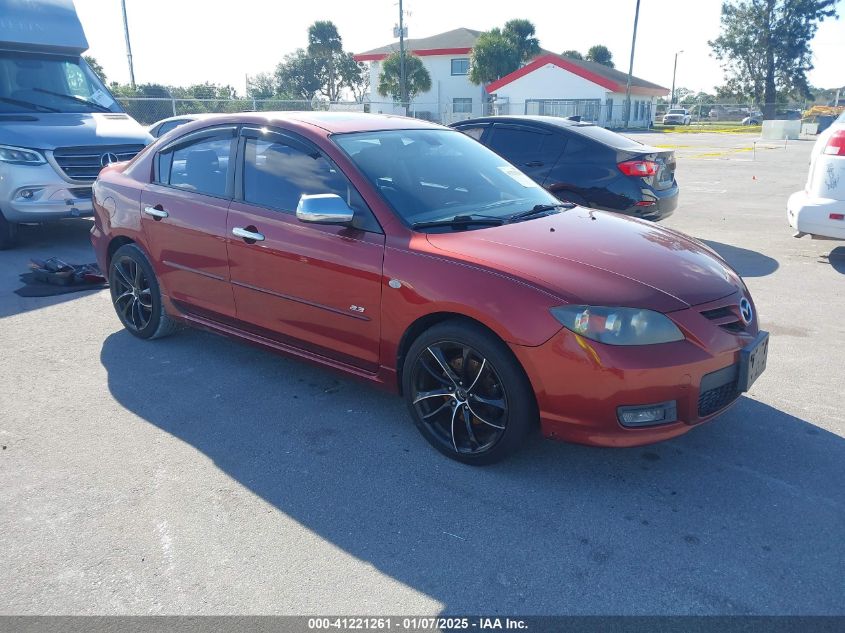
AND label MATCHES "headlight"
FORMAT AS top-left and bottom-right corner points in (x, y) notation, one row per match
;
(550, 305), (684, 346)
(0, 145), (46, 165)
